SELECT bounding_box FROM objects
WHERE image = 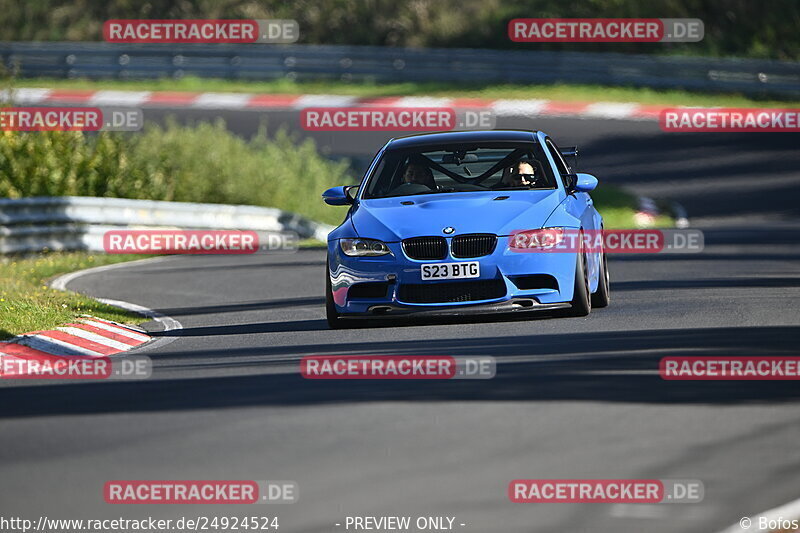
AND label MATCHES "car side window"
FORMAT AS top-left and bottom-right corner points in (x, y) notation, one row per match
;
(545, 139), (572, 188)
(365, 156), (389, 197)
